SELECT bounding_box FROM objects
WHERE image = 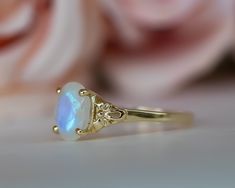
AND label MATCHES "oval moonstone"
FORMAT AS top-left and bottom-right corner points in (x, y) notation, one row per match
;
(55, 82), (91, 140)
